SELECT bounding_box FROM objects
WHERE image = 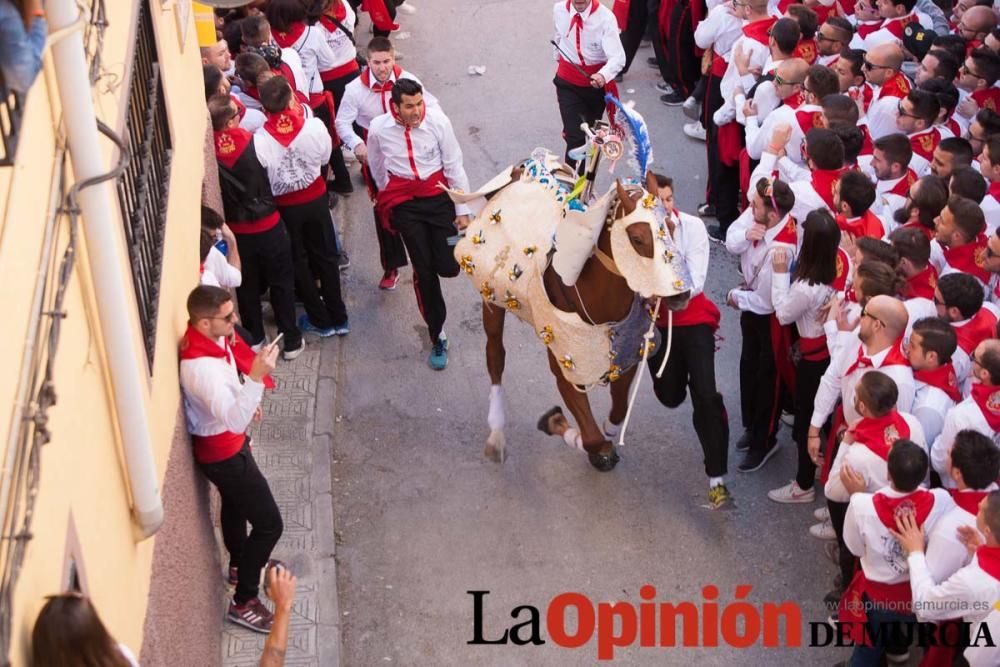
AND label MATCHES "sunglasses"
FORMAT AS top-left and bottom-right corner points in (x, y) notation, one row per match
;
(861, 308), (884, 326)
(896, 101), (921, 119)
(817, 32), (839, 43)
(961, 63), (982, 79)
(863, 60), (893, 71)
(773, 75), (804, 86)
(210, 311), (238, 323)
